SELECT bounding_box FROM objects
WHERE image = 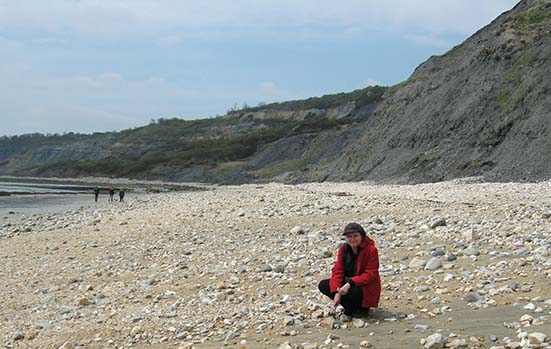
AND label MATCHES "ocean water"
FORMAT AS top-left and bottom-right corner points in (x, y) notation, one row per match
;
(0, 181), (93, 195)
(0, 181), (120, 224)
